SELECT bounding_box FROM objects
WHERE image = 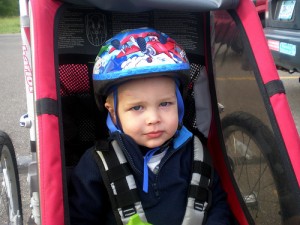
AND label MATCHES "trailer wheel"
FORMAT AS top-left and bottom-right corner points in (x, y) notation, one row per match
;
(0, 131), (23, 225)
(222, 112), (282, 225)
